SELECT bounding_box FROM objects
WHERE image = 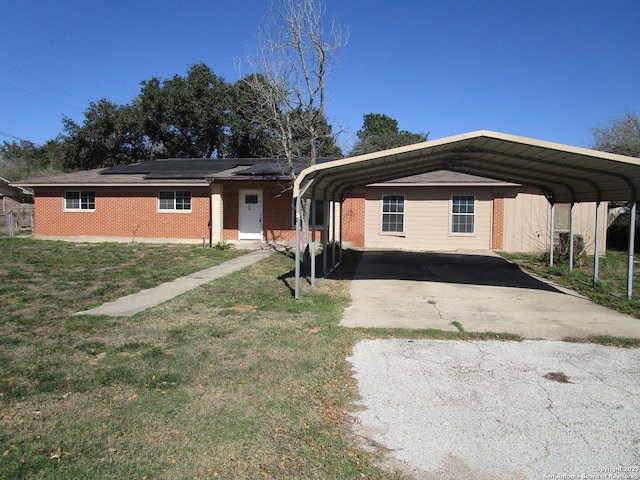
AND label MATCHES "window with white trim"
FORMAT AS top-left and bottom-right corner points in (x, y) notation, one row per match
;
(65, 191), (95, 211)
(381, 195), (405, 233)
(158, 191), (192, 211)
(451, 195), (475, 233)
